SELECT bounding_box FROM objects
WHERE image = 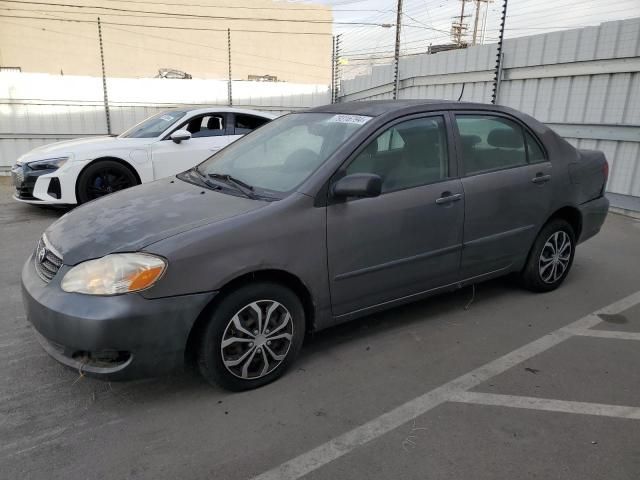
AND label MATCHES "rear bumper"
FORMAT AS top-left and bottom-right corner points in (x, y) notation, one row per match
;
(577, 195), (609, 244)
(22, 254), (217, 380)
